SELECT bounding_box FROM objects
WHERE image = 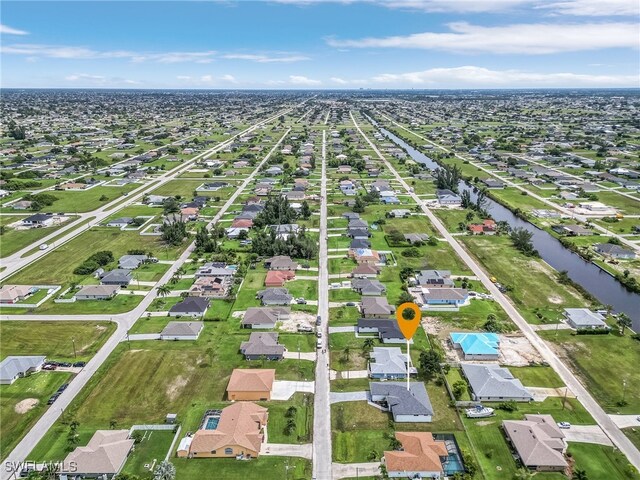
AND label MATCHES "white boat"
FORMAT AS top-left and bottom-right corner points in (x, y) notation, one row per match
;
(465, 405), (495, 418)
